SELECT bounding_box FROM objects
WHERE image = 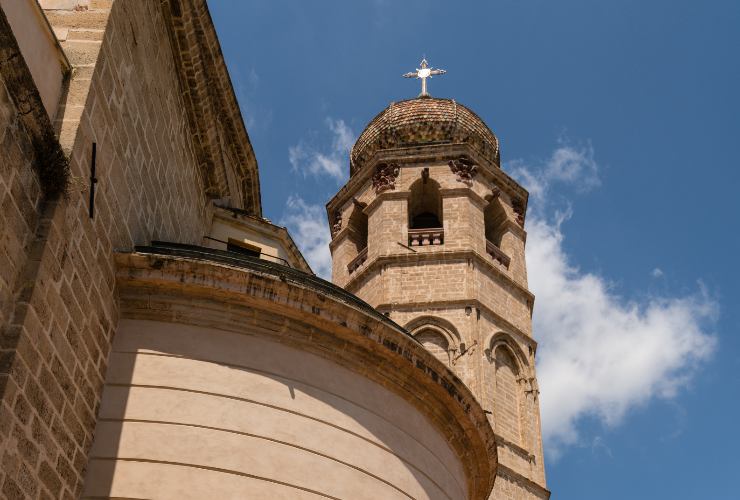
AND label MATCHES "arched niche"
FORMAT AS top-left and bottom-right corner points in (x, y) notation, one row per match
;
(408, 178), (443, 230)
(485, 333), (533, 449)
(405, 316), (461, 347)
(347, 202), (368, 254)
(484, 198), (508, 247)
(414, 328), (451, 365)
